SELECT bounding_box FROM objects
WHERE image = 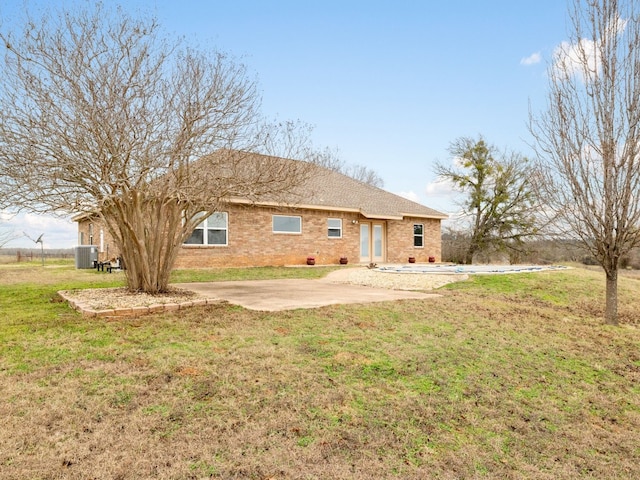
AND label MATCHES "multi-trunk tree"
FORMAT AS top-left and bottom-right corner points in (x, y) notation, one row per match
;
(530, 0), (640, 325)
(0, 4), (320, 293)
